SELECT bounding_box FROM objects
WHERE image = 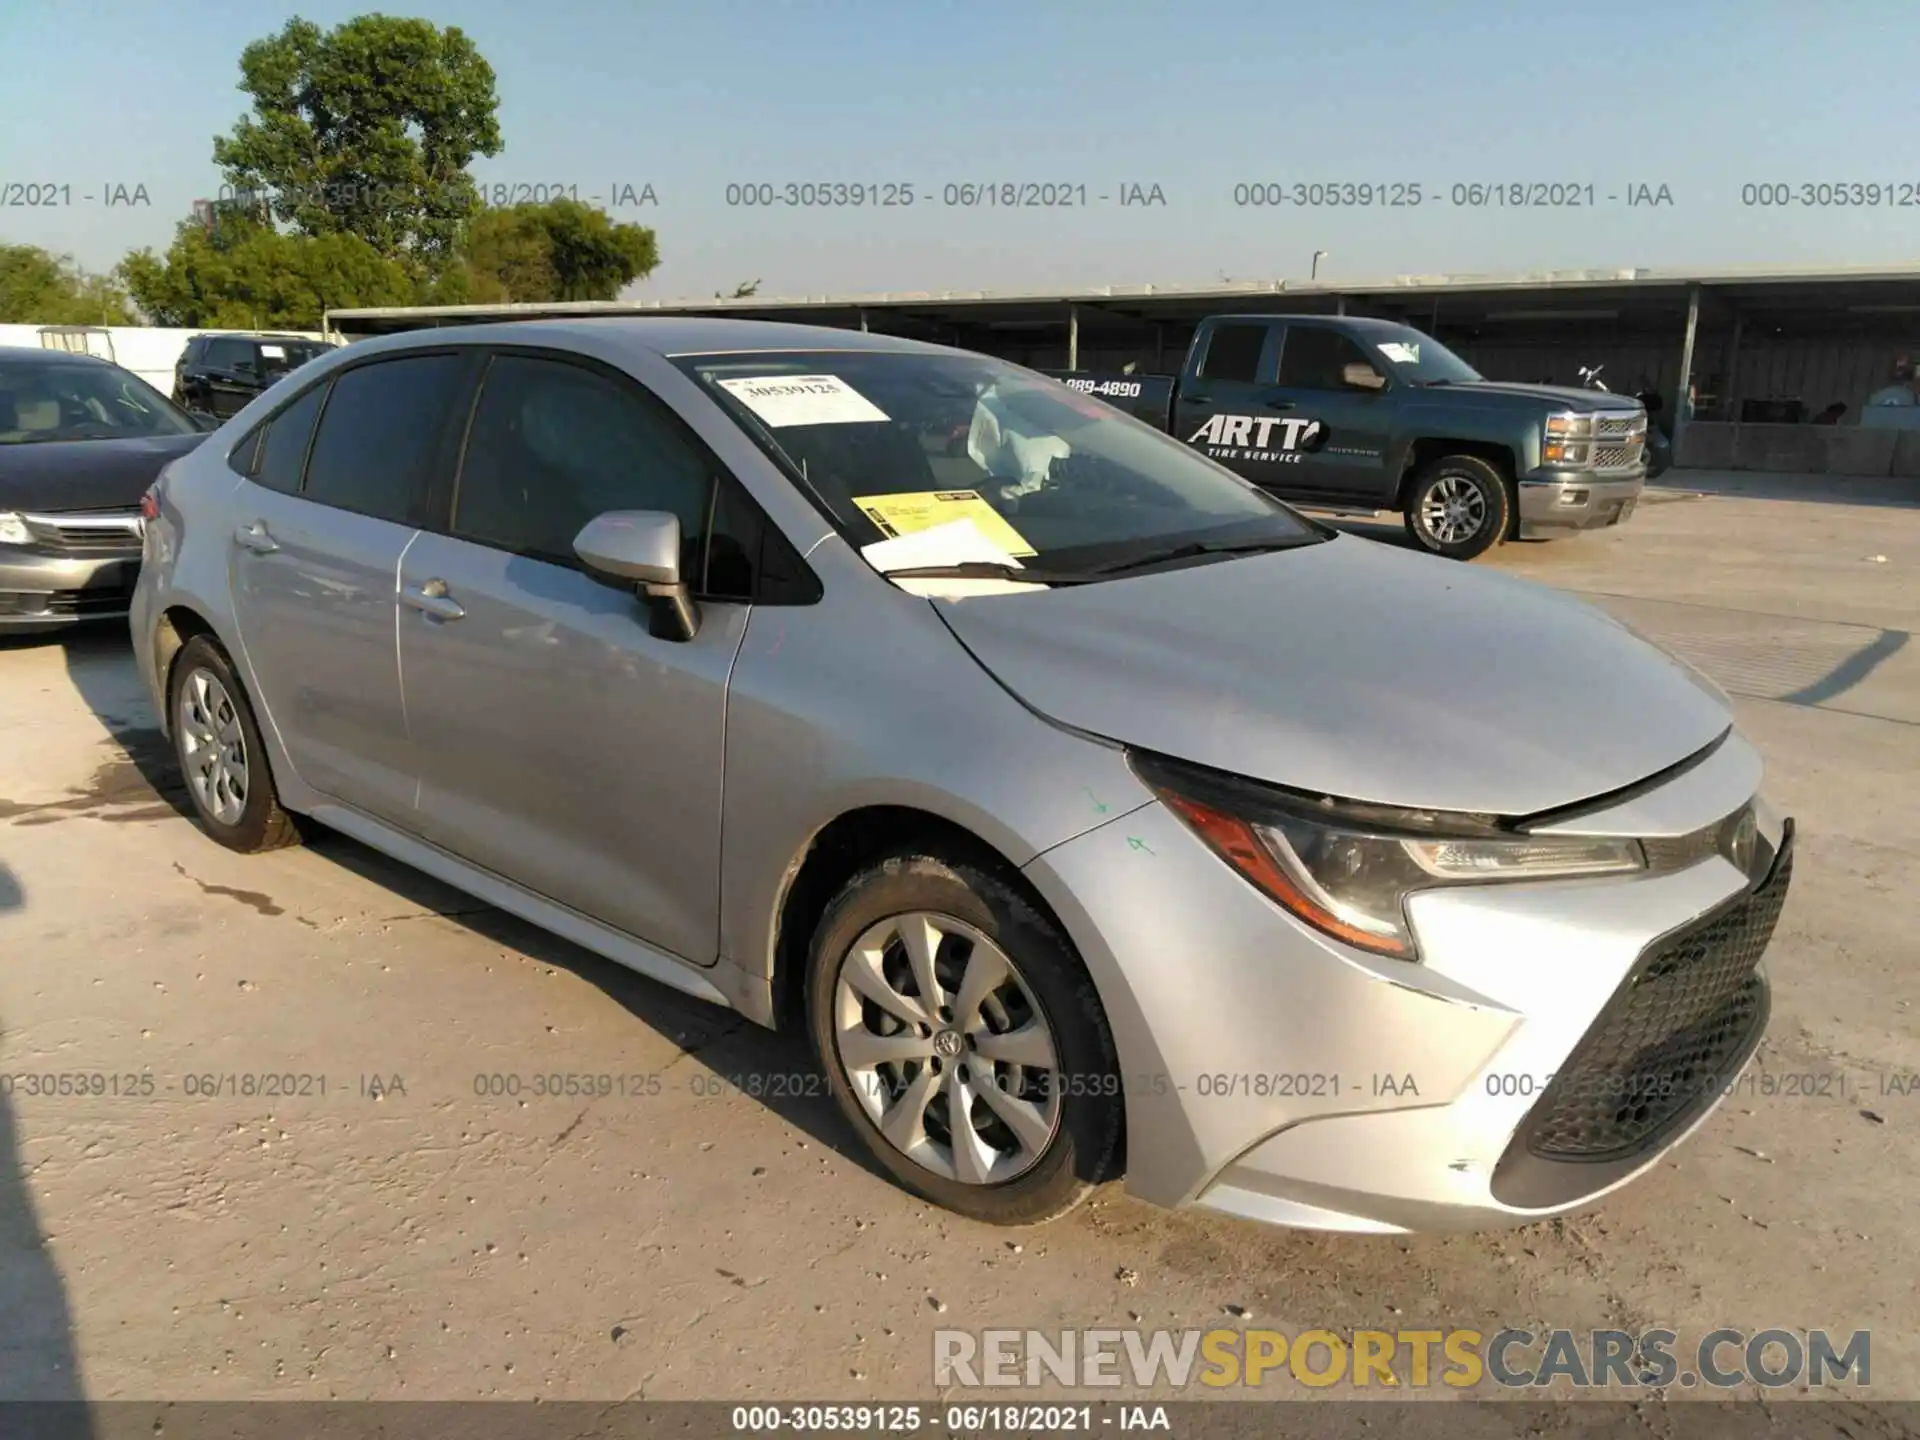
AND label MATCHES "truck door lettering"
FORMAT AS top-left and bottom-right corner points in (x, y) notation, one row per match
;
(1188, 413), (1323, 459)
